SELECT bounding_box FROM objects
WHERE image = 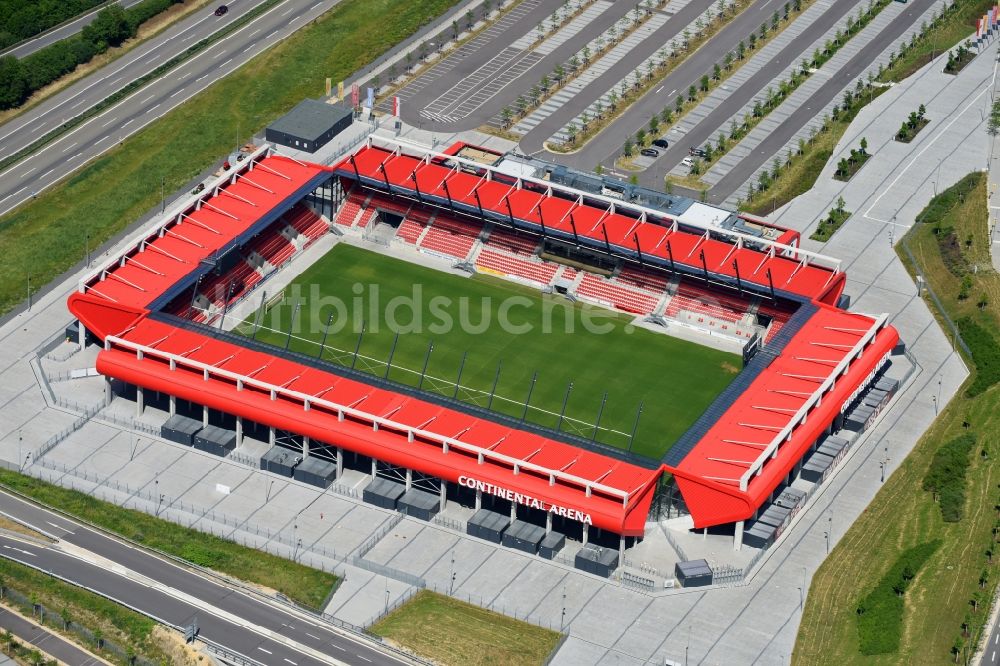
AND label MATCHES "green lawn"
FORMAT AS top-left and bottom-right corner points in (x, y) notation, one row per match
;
(0, 0), (459, 316)
(793, 174), (1000, 664)
(0, 469), (338, 609)
(238, 244), (740, 459)
(371, 590), (561, 666)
